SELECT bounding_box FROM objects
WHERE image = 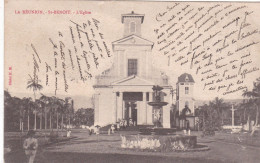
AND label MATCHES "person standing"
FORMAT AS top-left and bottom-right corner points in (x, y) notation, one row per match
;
(111, 124), (115, 134)
(116, 122), (120, 131)
(23, 130), (38, 163)
(67, 129), (71, 138)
